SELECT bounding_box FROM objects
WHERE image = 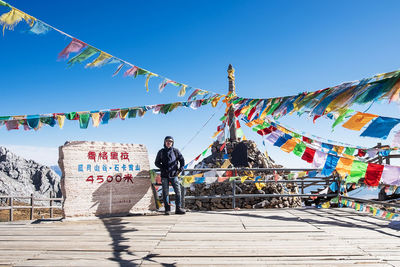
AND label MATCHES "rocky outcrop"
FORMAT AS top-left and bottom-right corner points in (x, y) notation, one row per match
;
(0, 147), (61, 204)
